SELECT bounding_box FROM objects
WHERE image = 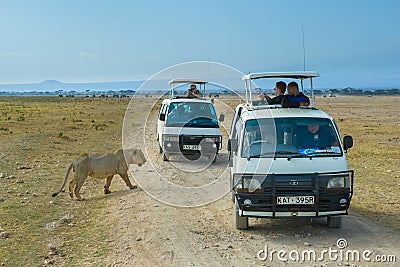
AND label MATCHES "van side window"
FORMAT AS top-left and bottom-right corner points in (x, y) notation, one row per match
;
(234, 118), (243, 151)
(230, 107), (243, 139)
(159, 104), (168, 116)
